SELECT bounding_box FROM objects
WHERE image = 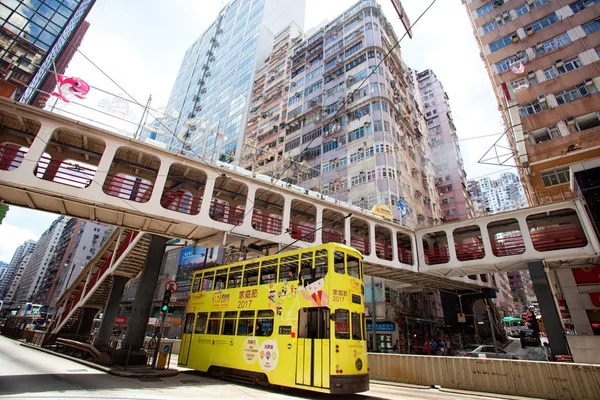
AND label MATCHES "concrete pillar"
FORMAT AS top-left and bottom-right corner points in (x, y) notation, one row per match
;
(76, 307), (99, 337)
(95, 275), (129, 346)
(124, 234), (168, 351)
(527, 260), (570, 356)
